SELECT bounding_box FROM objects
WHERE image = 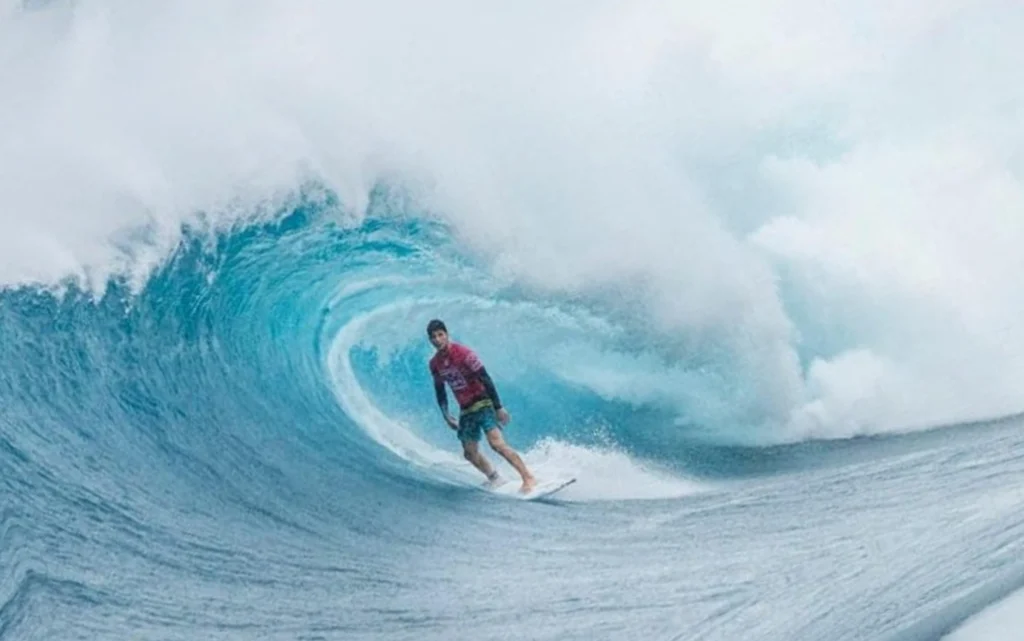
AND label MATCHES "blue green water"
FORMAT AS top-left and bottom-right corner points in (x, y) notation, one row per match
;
(4, 197), (1024, 641)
